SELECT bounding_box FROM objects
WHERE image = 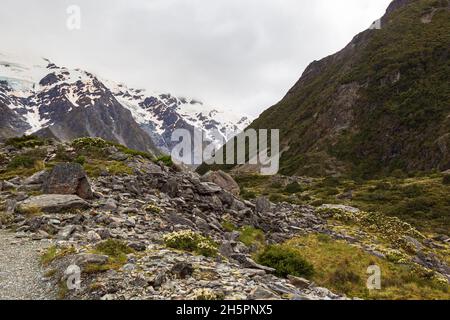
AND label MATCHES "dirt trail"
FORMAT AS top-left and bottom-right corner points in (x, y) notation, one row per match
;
(0, 230), (56, 300)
